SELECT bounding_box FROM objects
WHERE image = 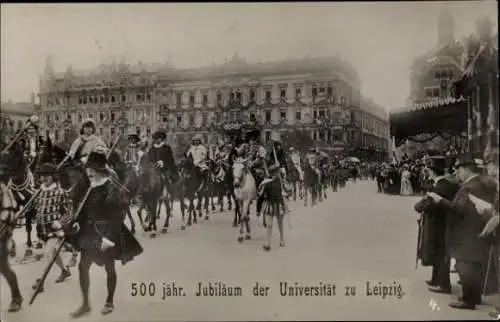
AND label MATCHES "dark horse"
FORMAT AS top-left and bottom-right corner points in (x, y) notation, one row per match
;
(303, 161), (320, 207)
(1, 143), (37, 256)
(177, 154), (211, 229)
(207, 158), (235, 213)
(136, 155), (172, 238)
